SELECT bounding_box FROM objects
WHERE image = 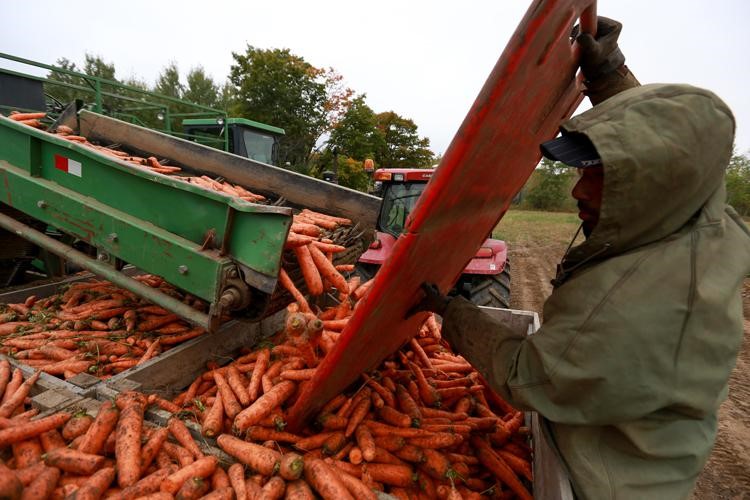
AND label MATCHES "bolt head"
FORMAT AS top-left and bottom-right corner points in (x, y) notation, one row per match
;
(107, 233), (118, 242)
(37, 200), (47, 209)
(178, 265), (189, 275)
